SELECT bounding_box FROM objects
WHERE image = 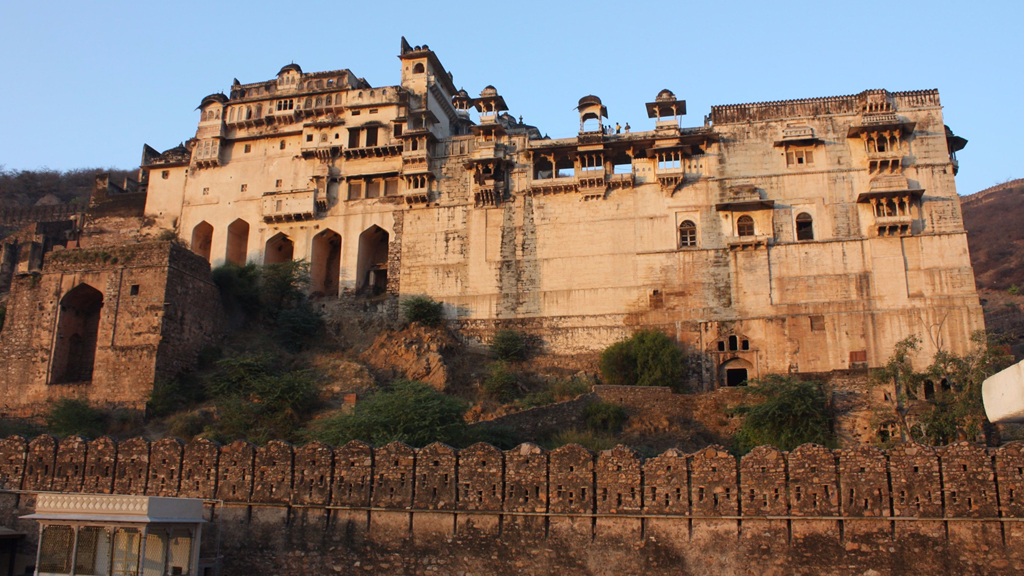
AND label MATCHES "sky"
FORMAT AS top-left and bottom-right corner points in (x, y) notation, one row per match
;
(0, 0), (1021, 195)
